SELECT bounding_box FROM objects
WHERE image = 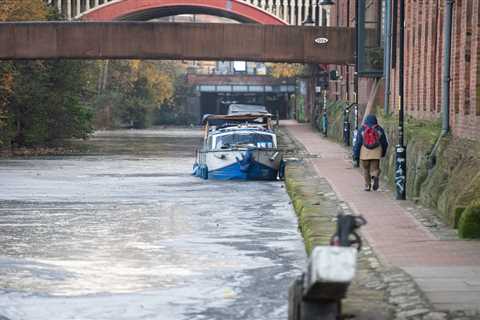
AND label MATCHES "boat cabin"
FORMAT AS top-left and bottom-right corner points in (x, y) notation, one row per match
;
(202, 113), (273, 133)
(206, 127), (277, 151)
(201, 113), (275, 151)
